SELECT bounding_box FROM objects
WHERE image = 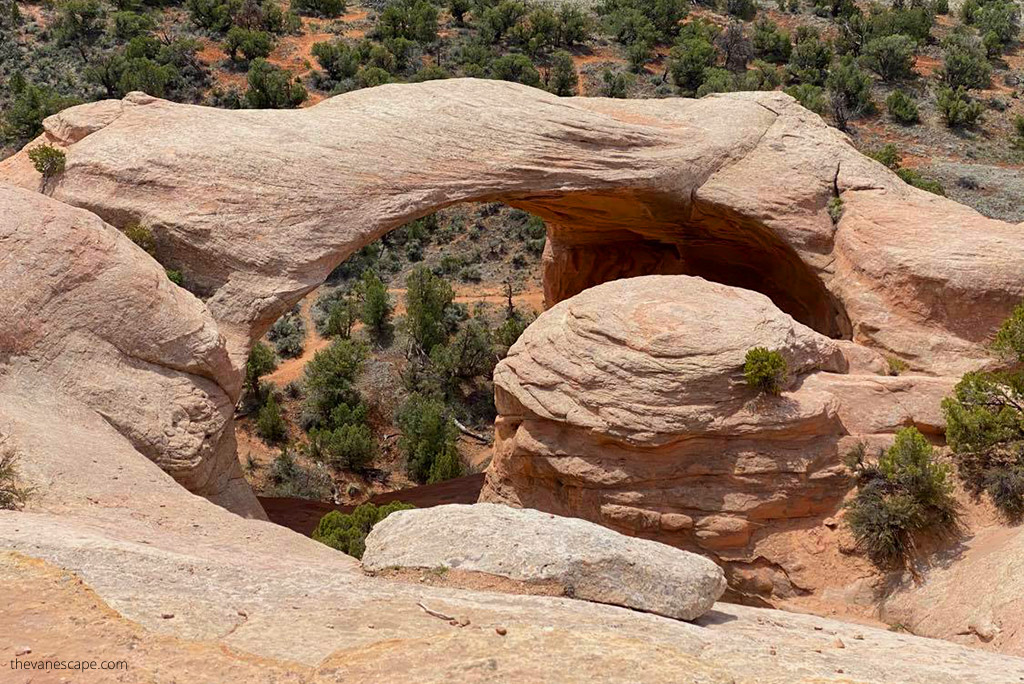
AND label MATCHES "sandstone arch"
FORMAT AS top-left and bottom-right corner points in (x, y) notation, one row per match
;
(4, 80), (1023, 380)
